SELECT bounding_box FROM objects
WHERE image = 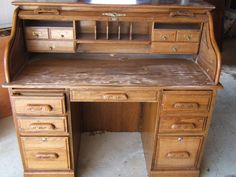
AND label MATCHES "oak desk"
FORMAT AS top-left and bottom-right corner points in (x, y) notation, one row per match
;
(3, 0), (222, 177)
